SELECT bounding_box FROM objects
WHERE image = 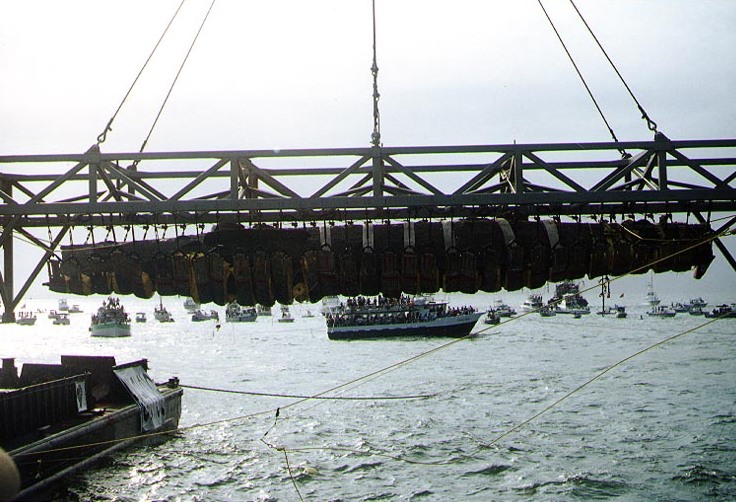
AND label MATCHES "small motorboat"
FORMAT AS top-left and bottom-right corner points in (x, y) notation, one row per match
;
(278, 306), (295, 323)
